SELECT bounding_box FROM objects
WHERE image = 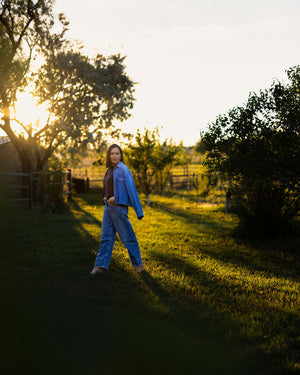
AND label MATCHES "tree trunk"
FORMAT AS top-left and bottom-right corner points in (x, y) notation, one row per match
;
(147, 194), (151, 206)
(0, 93), (33, 173)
